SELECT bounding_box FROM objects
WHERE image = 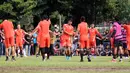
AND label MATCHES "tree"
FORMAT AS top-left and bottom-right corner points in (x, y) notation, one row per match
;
(0, 0), (36, 31)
